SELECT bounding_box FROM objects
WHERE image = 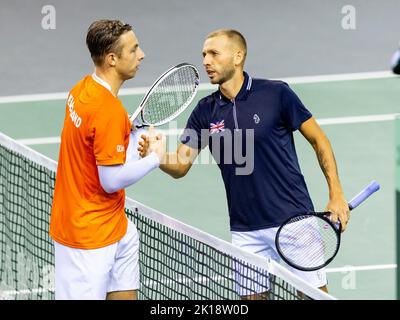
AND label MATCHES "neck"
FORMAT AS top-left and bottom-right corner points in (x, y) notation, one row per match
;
(219, 70), (245, 100)
(94, 67), (123, 96)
